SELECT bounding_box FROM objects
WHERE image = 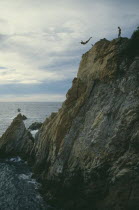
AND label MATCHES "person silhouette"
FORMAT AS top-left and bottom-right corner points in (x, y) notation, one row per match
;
(17, 108), (21, 112)
(80, 37), (92, 45)
(118, 27), (121, 38)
